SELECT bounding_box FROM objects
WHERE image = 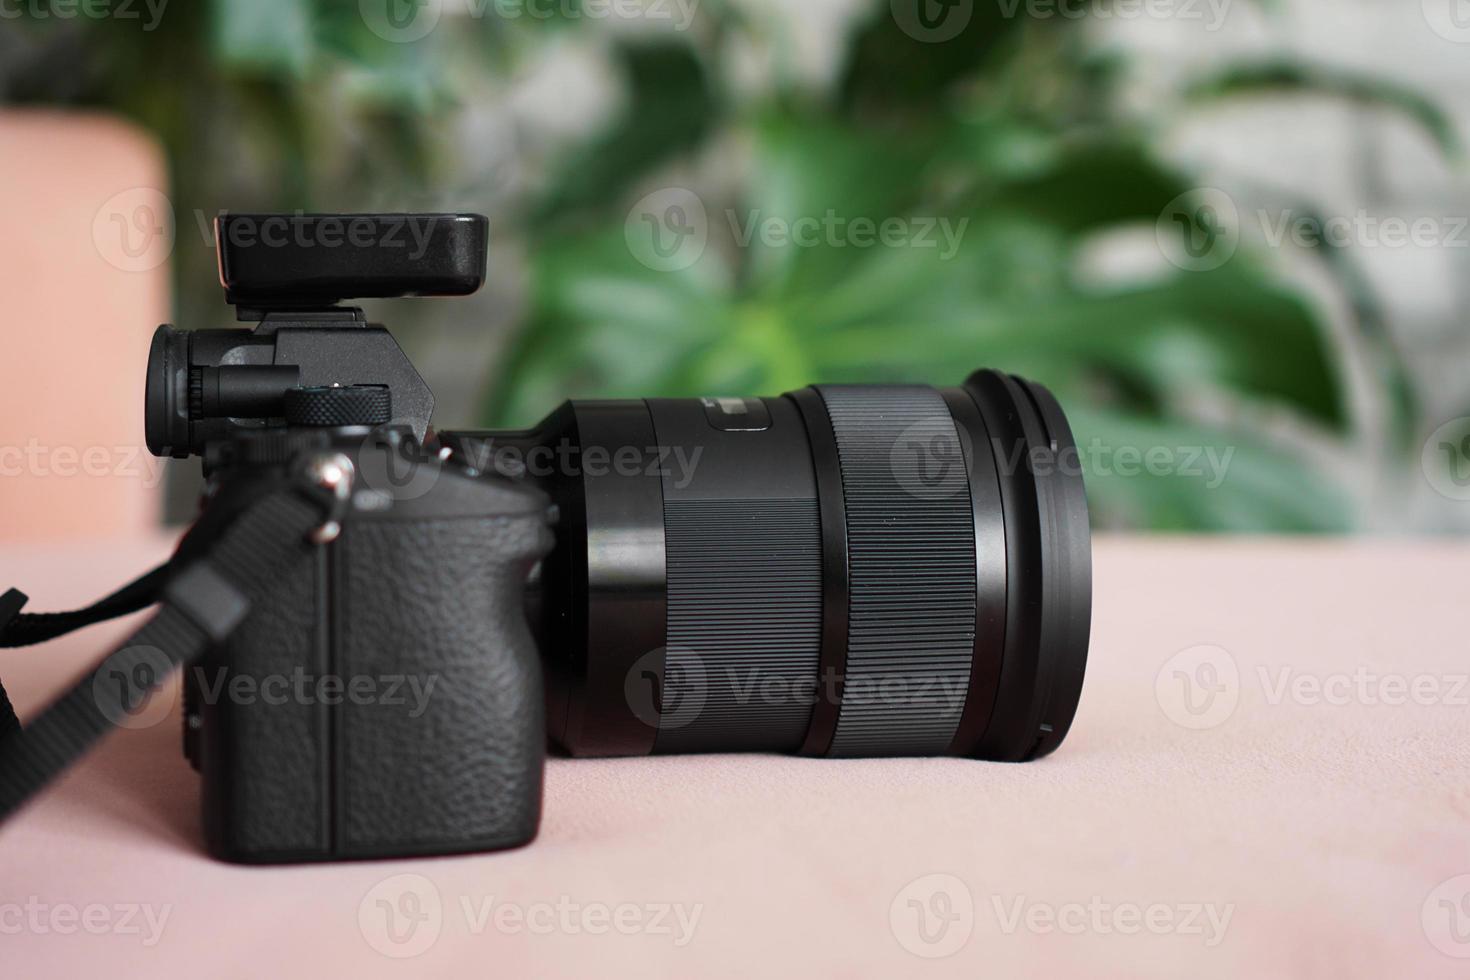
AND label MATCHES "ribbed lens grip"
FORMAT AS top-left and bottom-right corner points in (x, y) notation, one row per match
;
(656, 498), (822, 753)
(815, 386), (977, 756)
